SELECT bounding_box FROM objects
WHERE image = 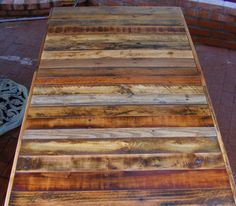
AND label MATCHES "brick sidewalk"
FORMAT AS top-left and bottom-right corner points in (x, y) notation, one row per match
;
(0, 20), (236, 205)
